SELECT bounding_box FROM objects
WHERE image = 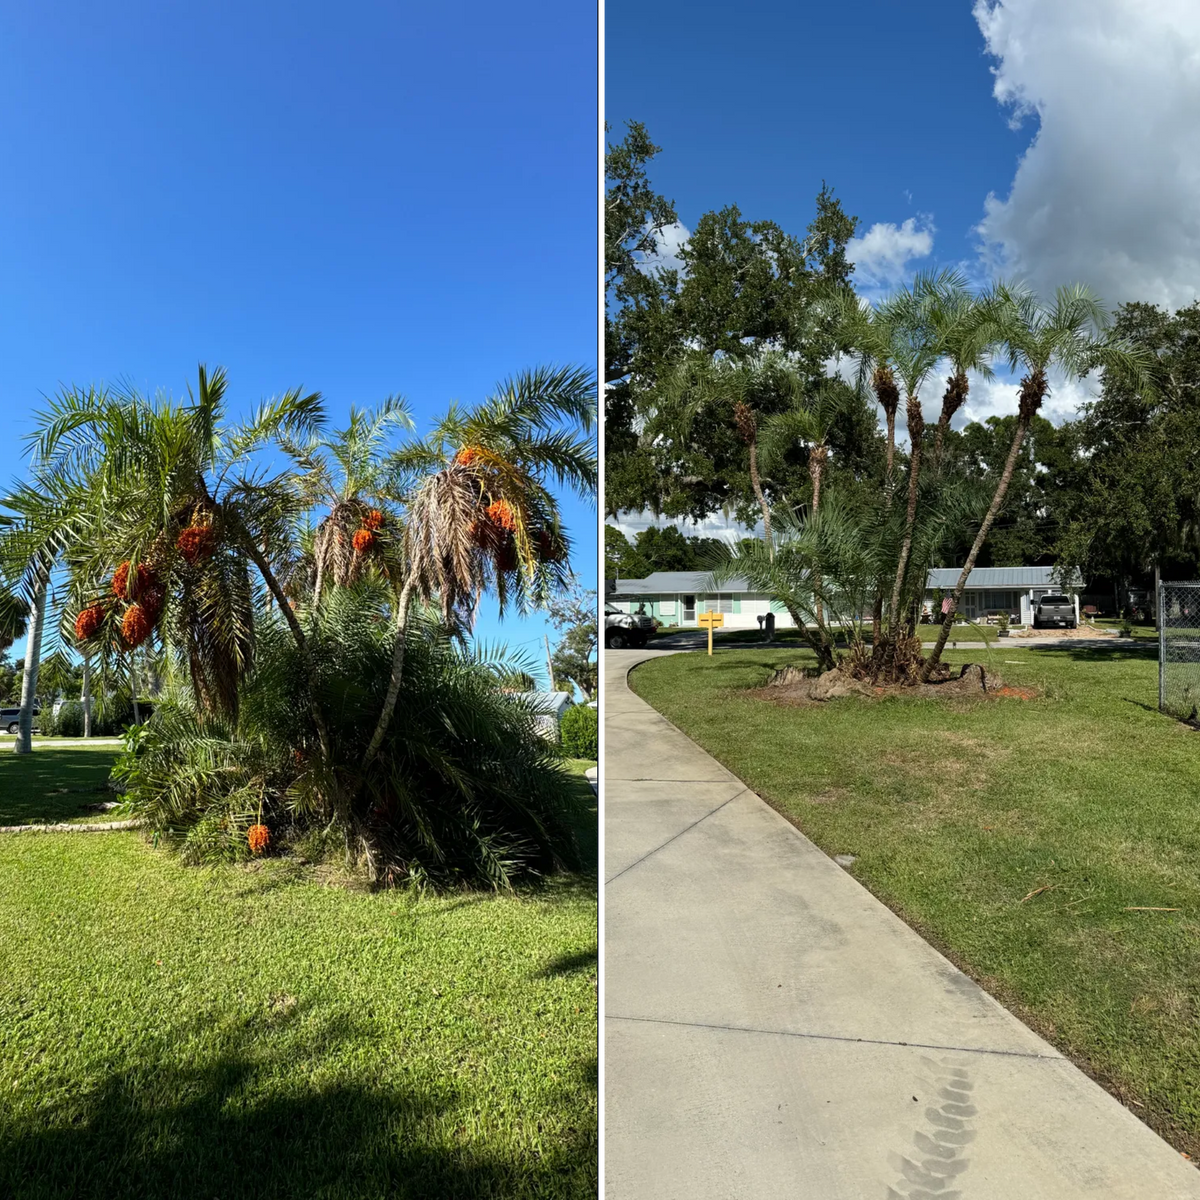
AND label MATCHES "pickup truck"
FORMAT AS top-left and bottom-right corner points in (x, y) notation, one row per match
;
(1032, 594), (1076, 629)
(605, 604), (655, 649)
